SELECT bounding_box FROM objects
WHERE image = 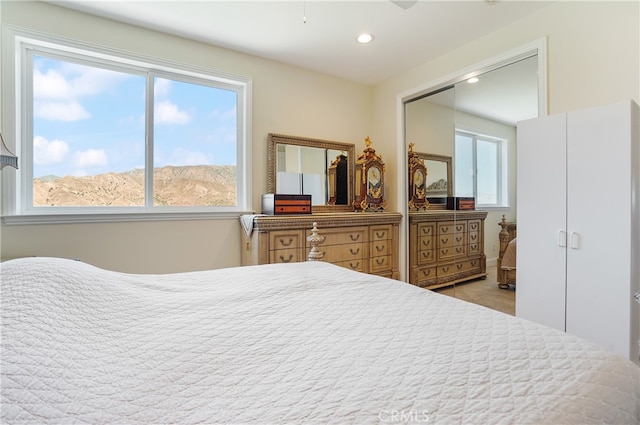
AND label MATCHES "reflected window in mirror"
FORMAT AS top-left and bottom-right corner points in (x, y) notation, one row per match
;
(455, 130), (508, 207)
